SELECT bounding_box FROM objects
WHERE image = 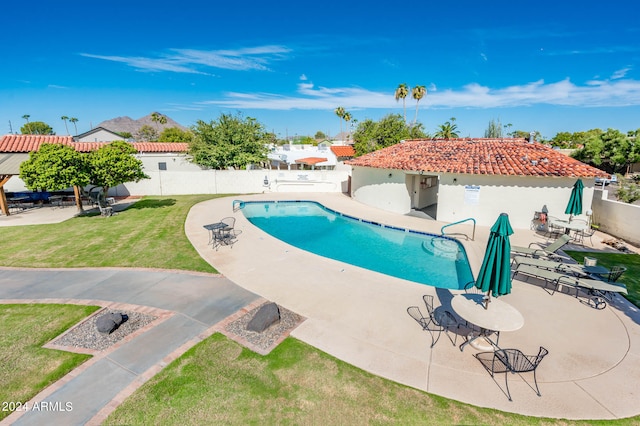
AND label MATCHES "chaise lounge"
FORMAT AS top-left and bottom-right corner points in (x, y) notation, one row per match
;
(511, 234), (572, 261)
